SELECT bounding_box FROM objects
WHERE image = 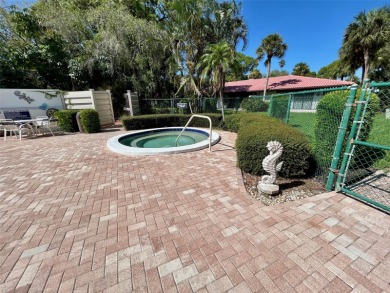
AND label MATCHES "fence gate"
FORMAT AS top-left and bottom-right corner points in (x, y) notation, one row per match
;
(327, 81), (390, 213)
